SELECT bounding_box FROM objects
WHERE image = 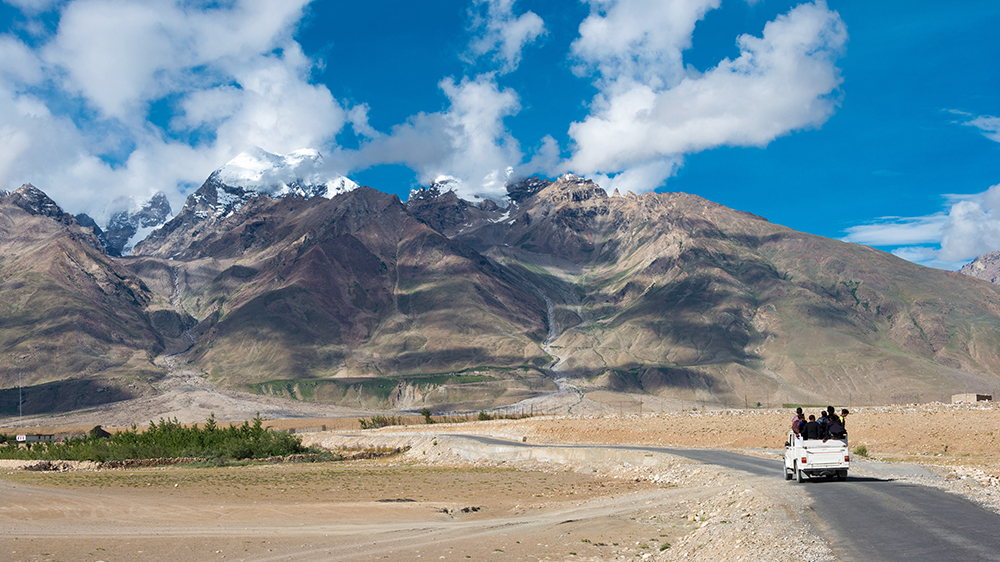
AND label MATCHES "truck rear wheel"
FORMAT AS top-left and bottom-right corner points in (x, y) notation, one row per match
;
(784, 464), (792, 480)
(837, 470), (847, 481)
(796, 464), (805, 483)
